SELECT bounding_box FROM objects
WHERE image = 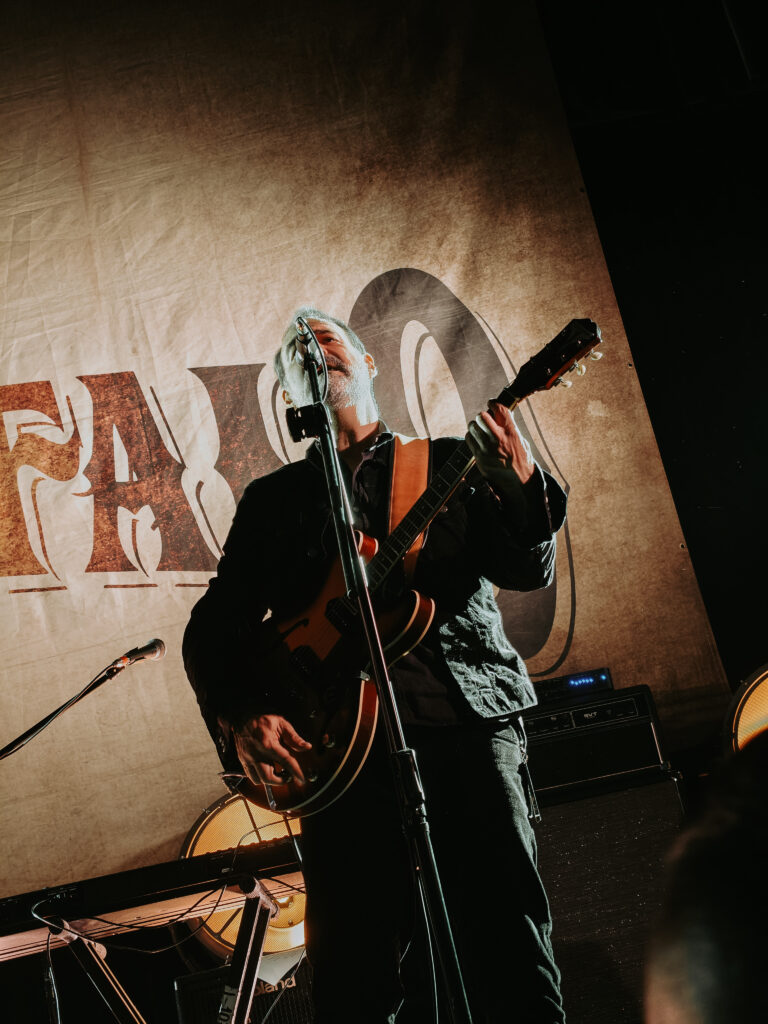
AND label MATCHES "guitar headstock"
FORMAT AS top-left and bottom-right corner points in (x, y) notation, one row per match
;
(495, 319), (603, 405)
